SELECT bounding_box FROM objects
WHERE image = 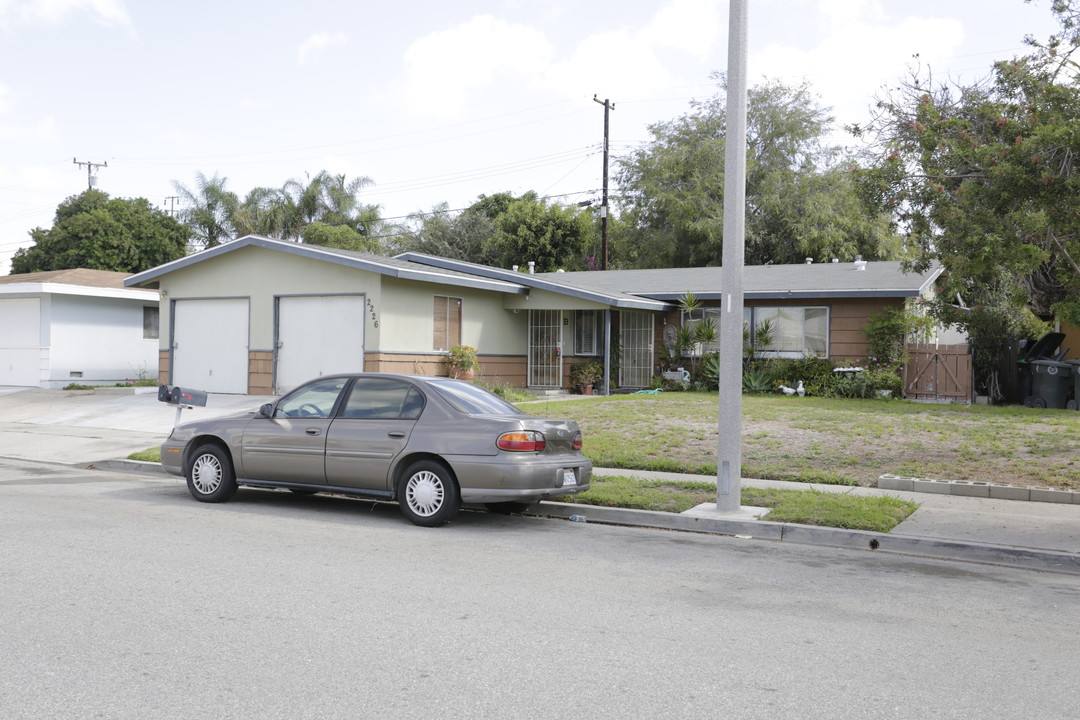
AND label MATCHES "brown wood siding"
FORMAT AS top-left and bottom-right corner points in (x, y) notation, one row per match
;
(158, 351), (170, 385)
(248, 351), (274, 395)
(824, 298), (901, 362)
(364, 352), (528, 388)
